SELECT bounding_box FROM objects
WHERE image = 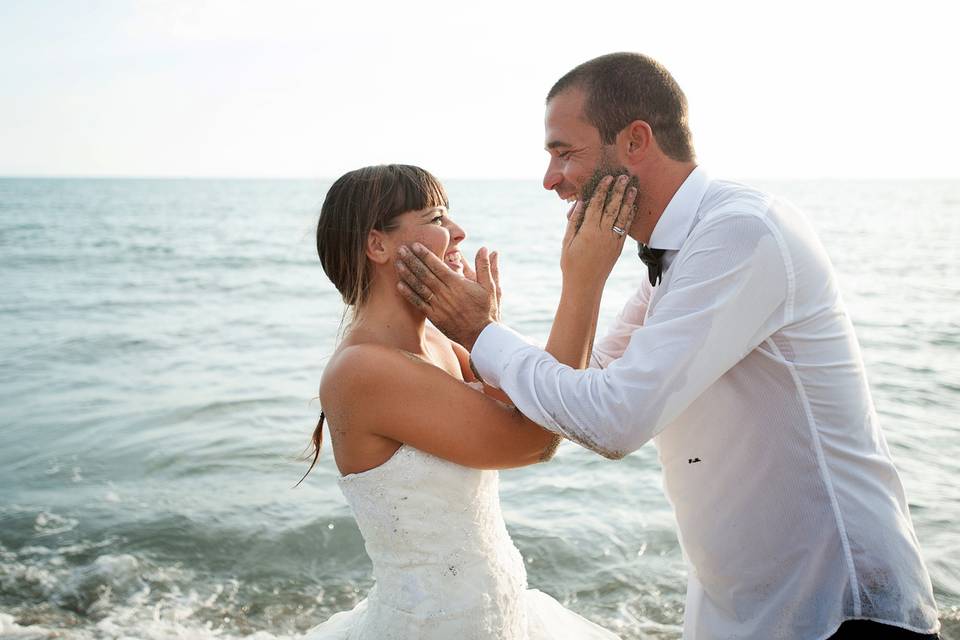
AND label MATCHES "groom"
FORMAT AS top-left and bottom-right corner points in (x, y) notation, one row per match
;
(396, 53), (940, 639)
